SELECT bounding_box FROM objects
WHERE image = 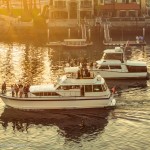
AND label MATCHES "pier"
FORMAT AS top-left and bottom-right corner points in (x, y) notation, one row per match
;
(103, 40), (146, 47)
(103, 22), (146, 49)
